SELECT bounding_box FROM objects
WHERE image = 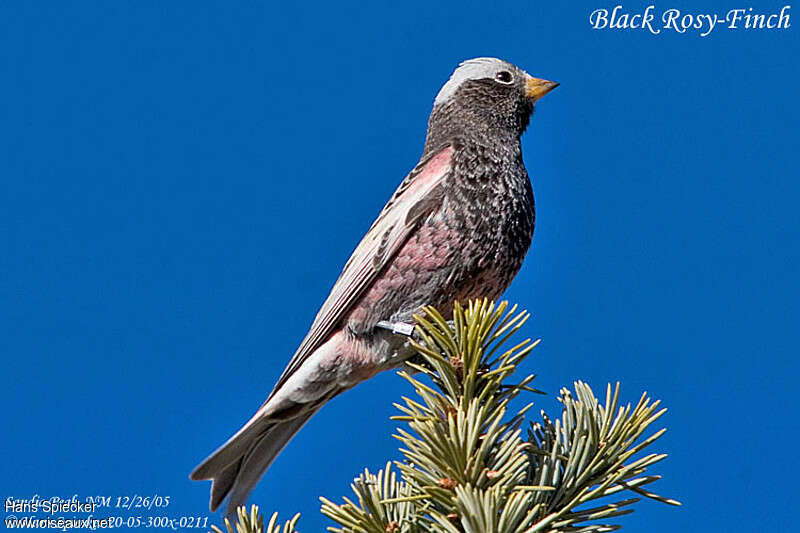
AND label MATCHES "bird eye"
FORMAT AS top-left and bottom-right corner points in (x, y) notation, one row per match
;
(495, 70), (514, 84)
